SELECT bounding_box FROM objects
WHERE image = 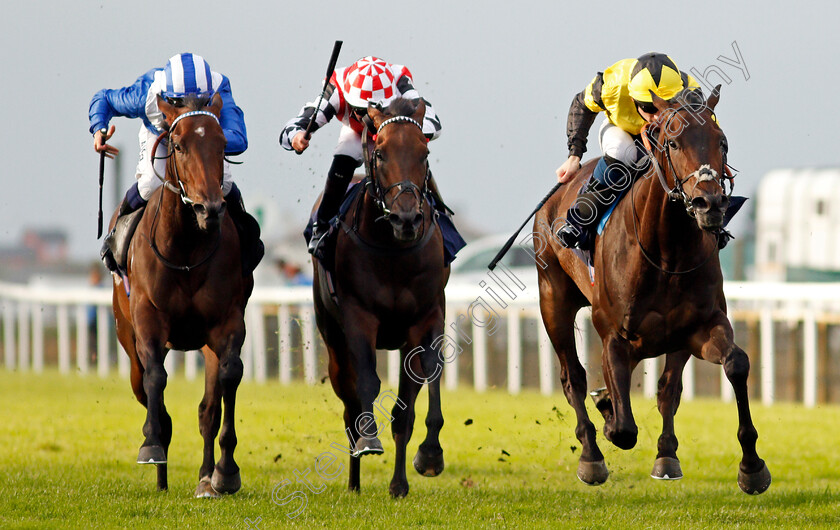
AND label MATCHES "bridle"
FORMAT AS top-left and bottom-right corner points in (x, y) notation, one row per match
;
(630, 102), (736, 275)
(639, 103), (735, 218)
(151, 110), (223, 206)
(144, 110), (225, 271)
(362, 116), (431, 222)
